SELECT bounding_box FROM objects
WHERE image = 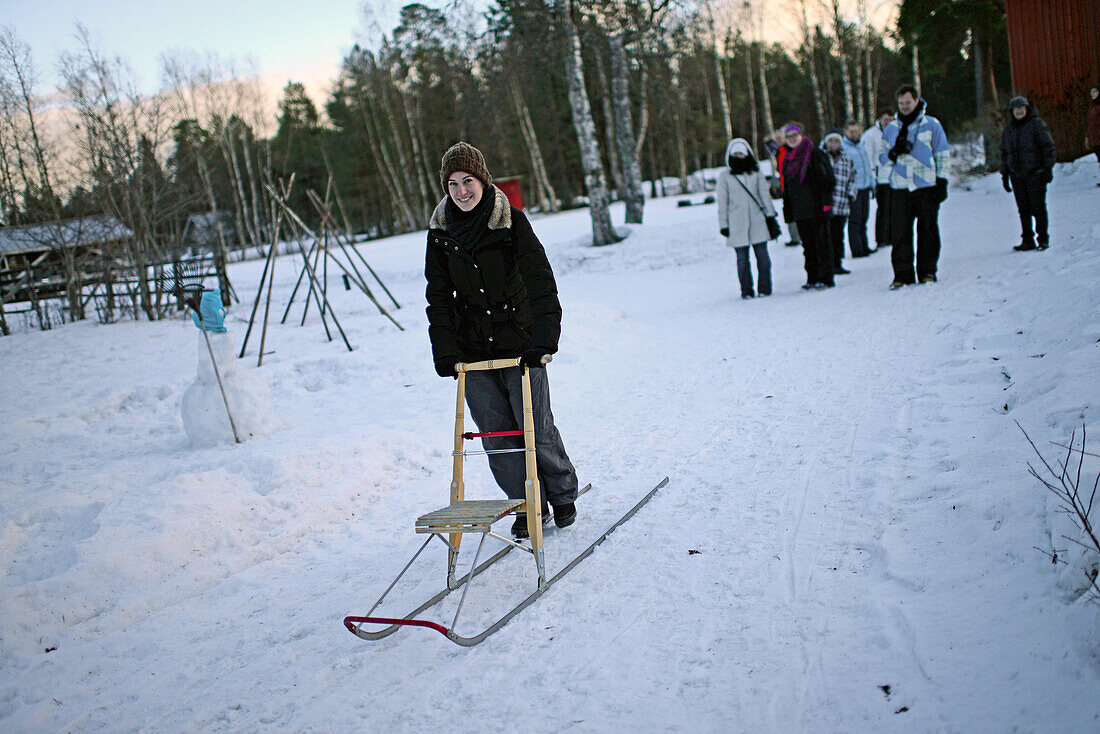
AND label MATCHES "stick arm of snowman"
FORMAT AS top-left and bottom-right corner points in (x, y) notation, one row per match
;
(183, 285), (243, 444)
